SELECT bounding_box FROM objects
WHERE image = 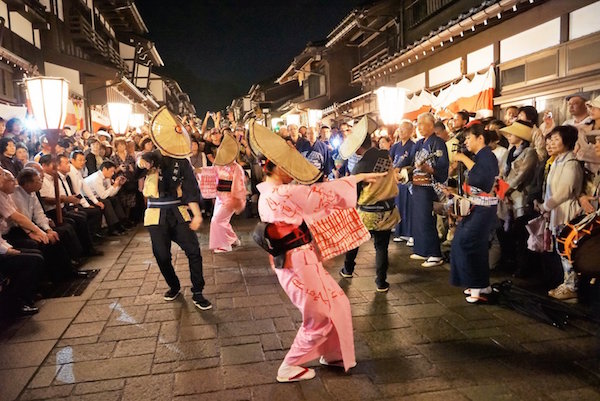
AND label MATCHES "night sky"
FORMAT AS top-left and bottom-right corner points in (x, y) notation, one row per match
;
(136, 0), (364, 114)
